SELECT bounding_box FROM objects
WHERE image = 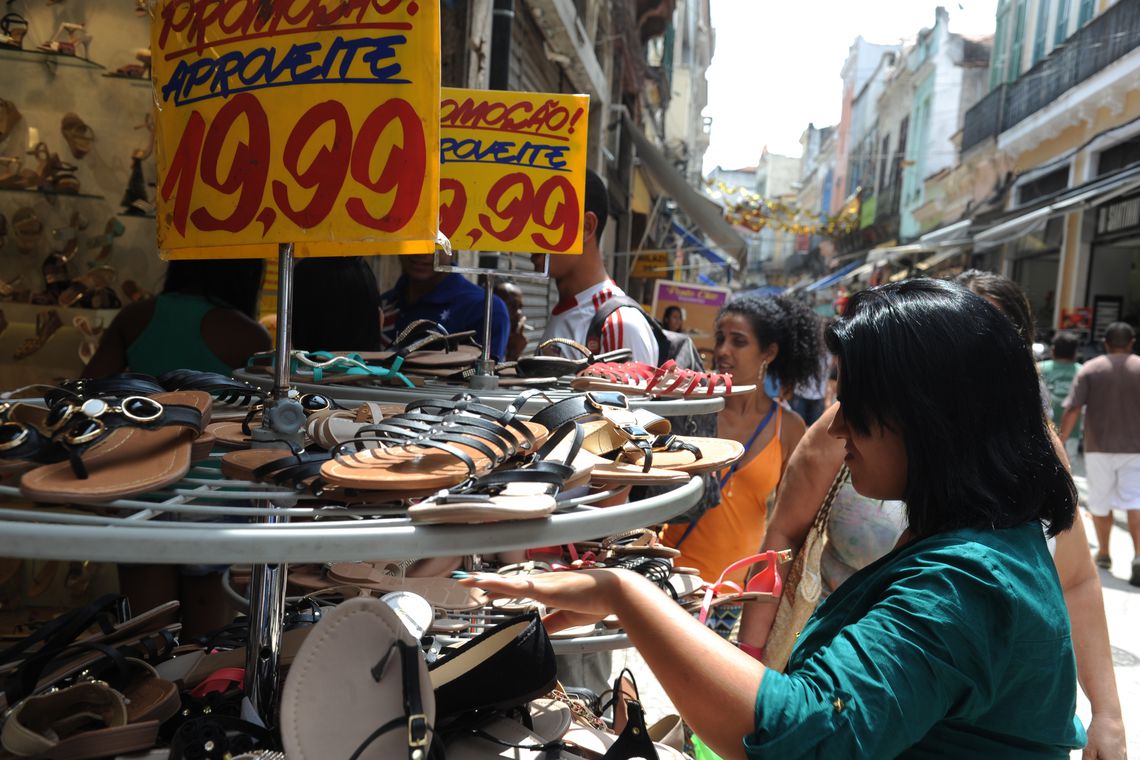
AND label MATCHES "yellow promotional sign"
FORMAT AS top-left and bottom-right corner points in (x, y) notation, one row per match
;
(438, 87), (589, 255)
(153, 0), (440, 258)
(631, 250), (669, 279)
